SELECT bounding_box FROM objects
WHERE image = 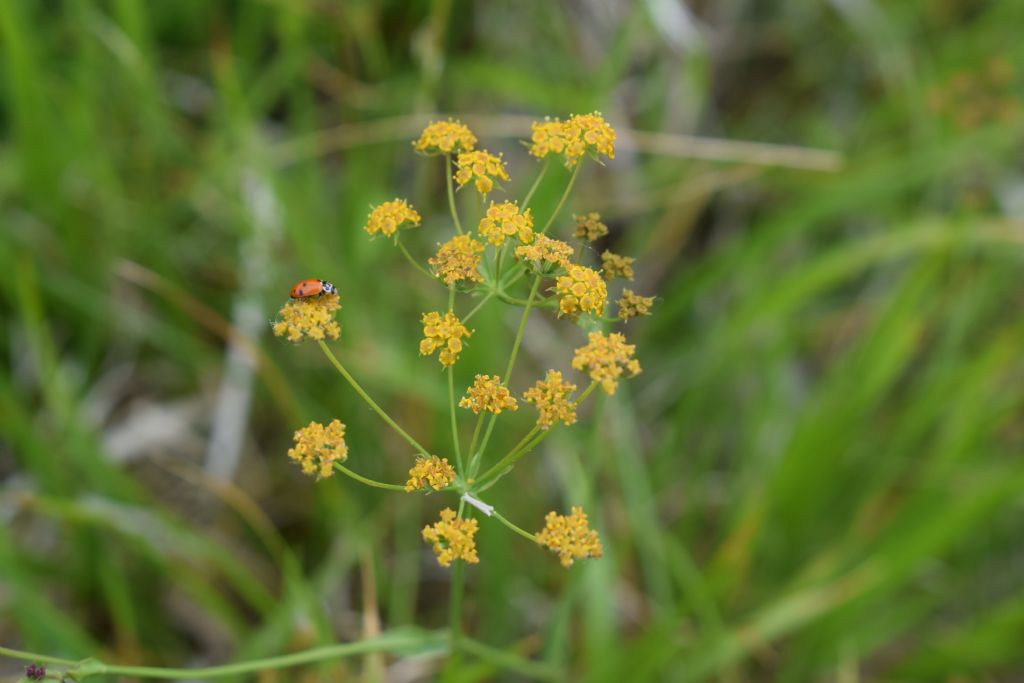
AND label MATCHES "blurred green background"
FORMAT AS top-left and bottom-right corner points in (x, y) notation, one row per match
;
(2, 1), (1024, 681)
